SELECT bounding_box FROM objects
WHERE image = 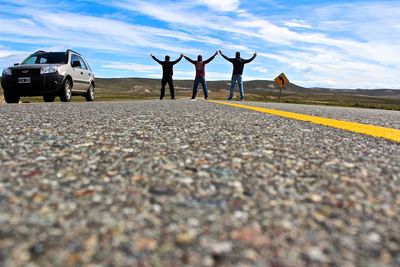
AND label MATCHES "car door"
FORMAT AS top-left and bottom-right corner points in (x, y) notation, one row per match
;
(78, 56), (91, 91)
(70, 54), (85, 92)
